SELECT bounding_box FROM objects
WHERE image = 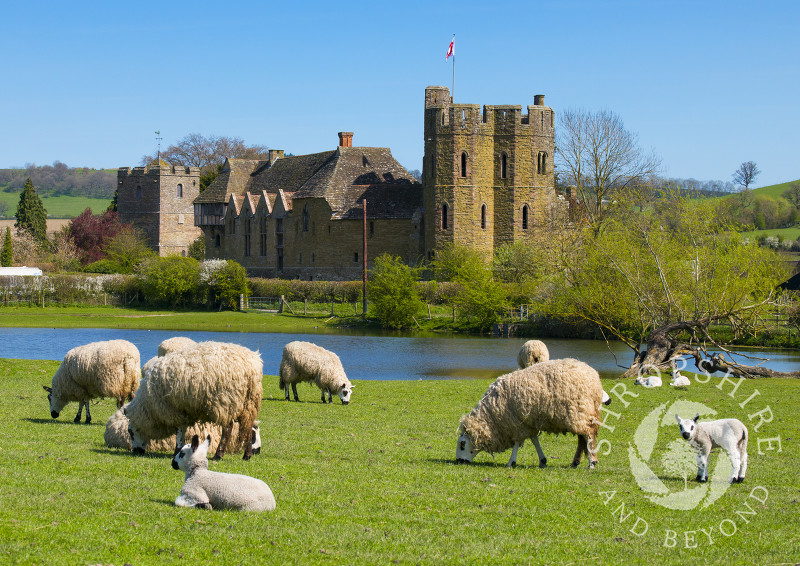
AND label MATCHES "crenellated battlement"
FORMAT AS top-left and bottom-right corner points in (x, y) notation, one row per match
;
(117, 165), (200, 179)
